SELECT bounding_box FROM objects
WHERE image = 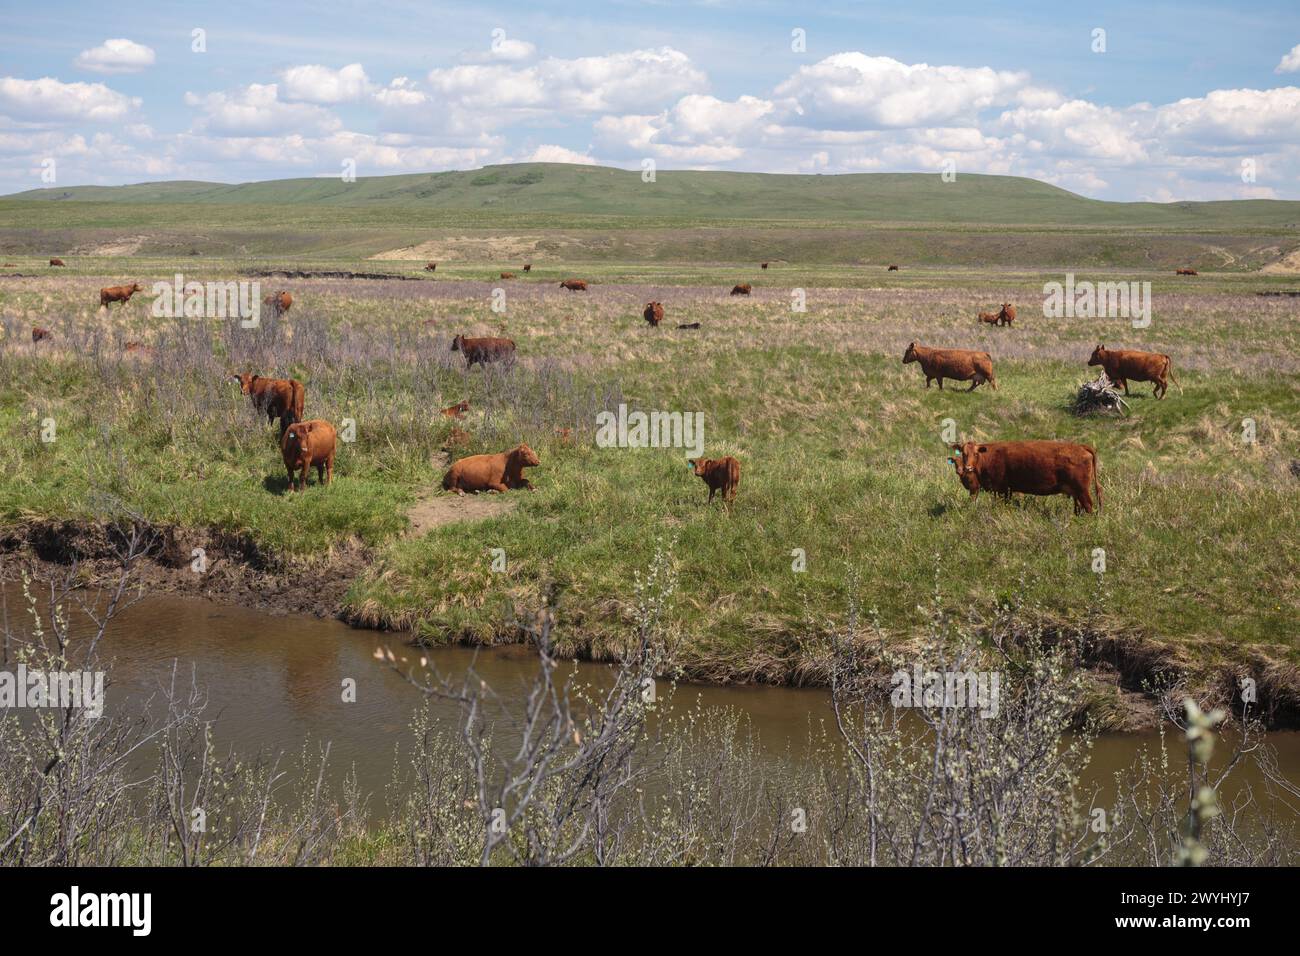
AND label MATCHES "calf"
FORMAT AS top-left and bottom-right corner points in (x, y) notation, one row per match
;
(643, 302), (664, 327)
(560, 279), (588, 291)
(949, 440), (1100, 515)
(441, 400), (470, 418)
(500, 272), (515, 280)
(264, 290), (292, 315)
(688, 456), (740, 504)
(451, 334), (516, 367)
(425, 262), (437, 272)
(442, 443), (539, 495)
(903, 342), (997, 391)
(49, 258), (65, 267)
(31, 327), (51, 343)
(730, 284), (751, 296)
(997, 303), (1016, 326)
(522, 263), (532, 272)
(1087, 344), (1179, 399)
(232, 372), (306, 425)
(100, 283), (143, 308)
(281, 419), (336, 492)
